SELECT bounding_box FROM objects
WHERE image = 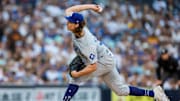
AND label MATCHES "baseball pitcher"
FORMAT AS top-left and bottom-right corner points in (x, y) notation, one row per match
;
(63, 4), (169, 101)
